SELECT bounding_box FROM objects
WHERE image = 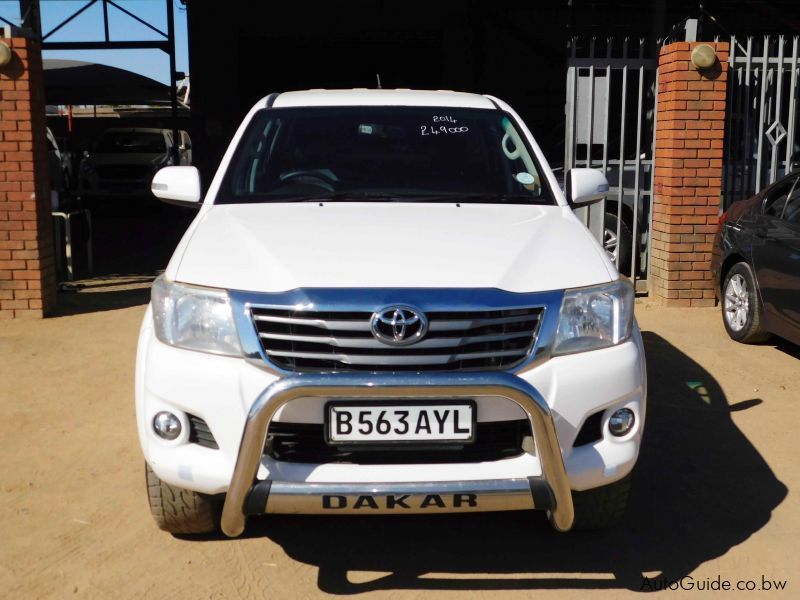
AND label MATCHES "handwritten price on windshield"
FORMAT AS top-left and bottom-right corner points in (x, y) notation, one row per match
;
(421, 125), (470, 136)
